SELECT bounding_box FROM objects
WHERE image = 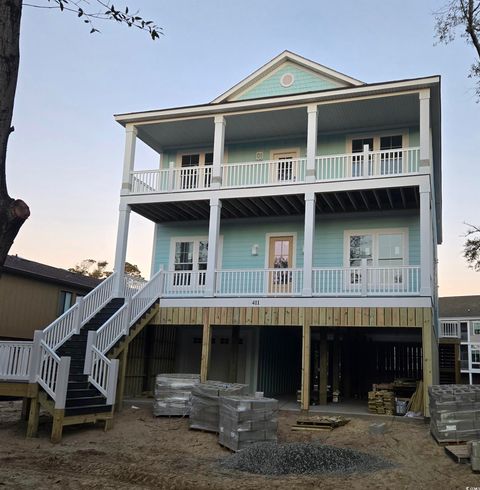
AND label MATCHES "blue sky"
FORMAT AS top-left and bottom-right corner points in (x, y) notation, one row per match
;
(7, 0), (480, 295)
